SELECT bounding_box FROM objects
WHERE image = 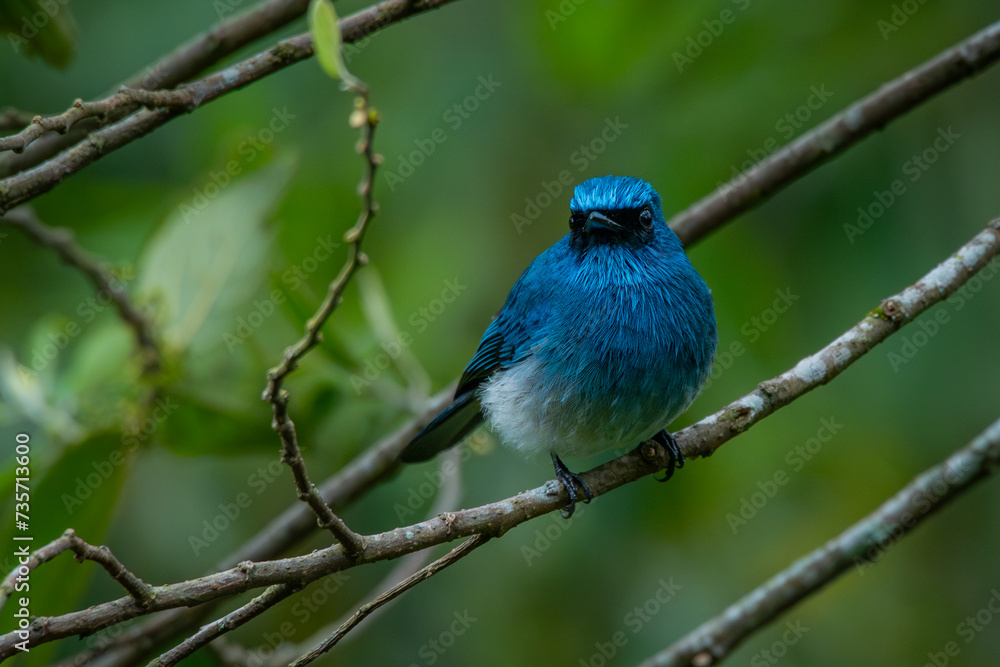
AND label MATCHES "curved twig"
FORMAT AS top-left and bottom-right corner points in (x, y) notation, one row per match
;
(0, 529), (153, 612)
(0, 208), (161, 372)
(262, 89), (379, 556)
